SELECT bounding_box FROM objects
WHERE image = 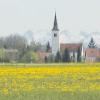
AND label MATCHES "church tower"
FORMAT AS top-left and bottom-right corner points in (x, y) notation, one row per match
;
(52, 12), (60, 56)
